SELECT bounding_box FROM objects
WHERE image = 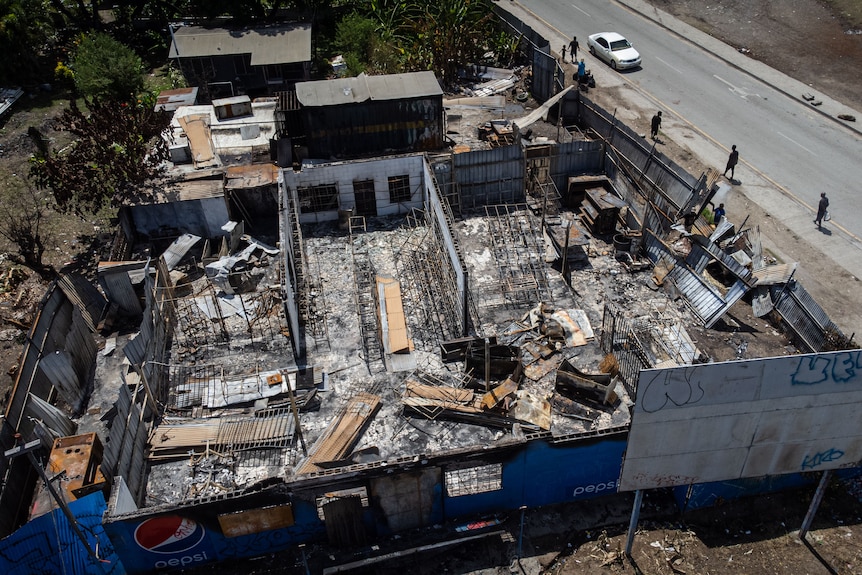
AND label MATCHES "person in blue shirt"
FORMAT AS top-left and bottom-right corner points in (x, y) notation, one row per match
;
(713, 203), (726, 224)
(577, 59), (586, 83)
